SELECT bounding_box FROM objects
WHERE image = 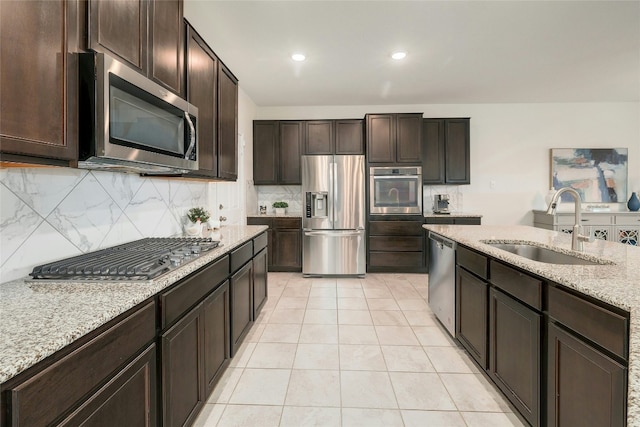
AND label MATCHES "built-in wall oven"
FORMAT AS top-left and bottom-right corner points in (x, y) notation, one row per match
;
(369, 166), (422, 214)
